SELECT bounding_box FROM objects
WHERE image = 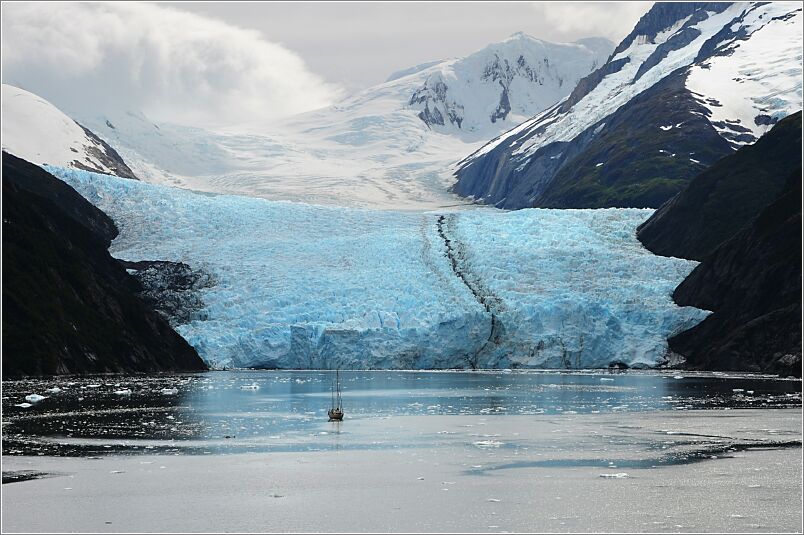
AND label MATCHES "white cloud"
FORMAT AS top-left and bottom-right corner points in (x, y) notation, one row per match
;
(1, 2), (343, 128)
(531, 2), (654, 43)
